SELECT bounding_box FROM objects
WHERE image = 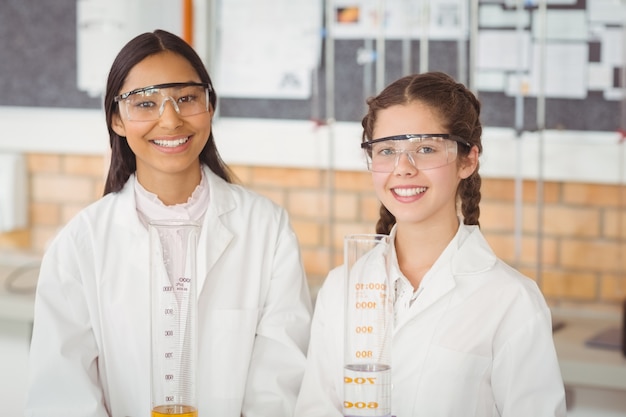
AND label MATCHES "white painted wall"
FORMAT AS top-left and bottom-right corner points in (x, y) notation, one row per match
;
(1, 106), (625, 186)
